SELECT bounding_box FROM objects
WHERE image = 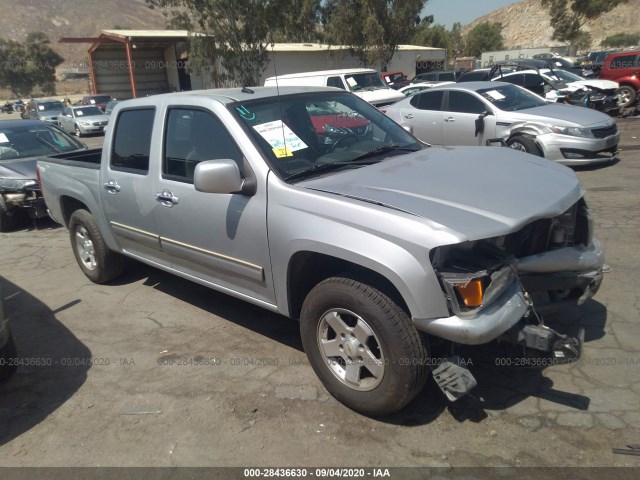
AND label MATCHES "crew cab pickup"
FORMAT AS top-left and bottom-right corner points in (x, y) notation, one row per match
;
(37, 87), (605, 416)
